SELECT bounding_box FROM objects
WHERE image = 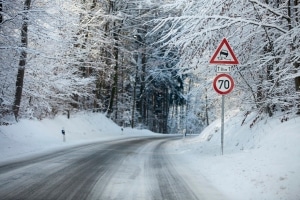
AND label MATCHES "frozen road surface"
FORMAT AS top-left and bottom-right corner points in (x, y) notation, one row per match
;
(0, 135), (227, 200)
